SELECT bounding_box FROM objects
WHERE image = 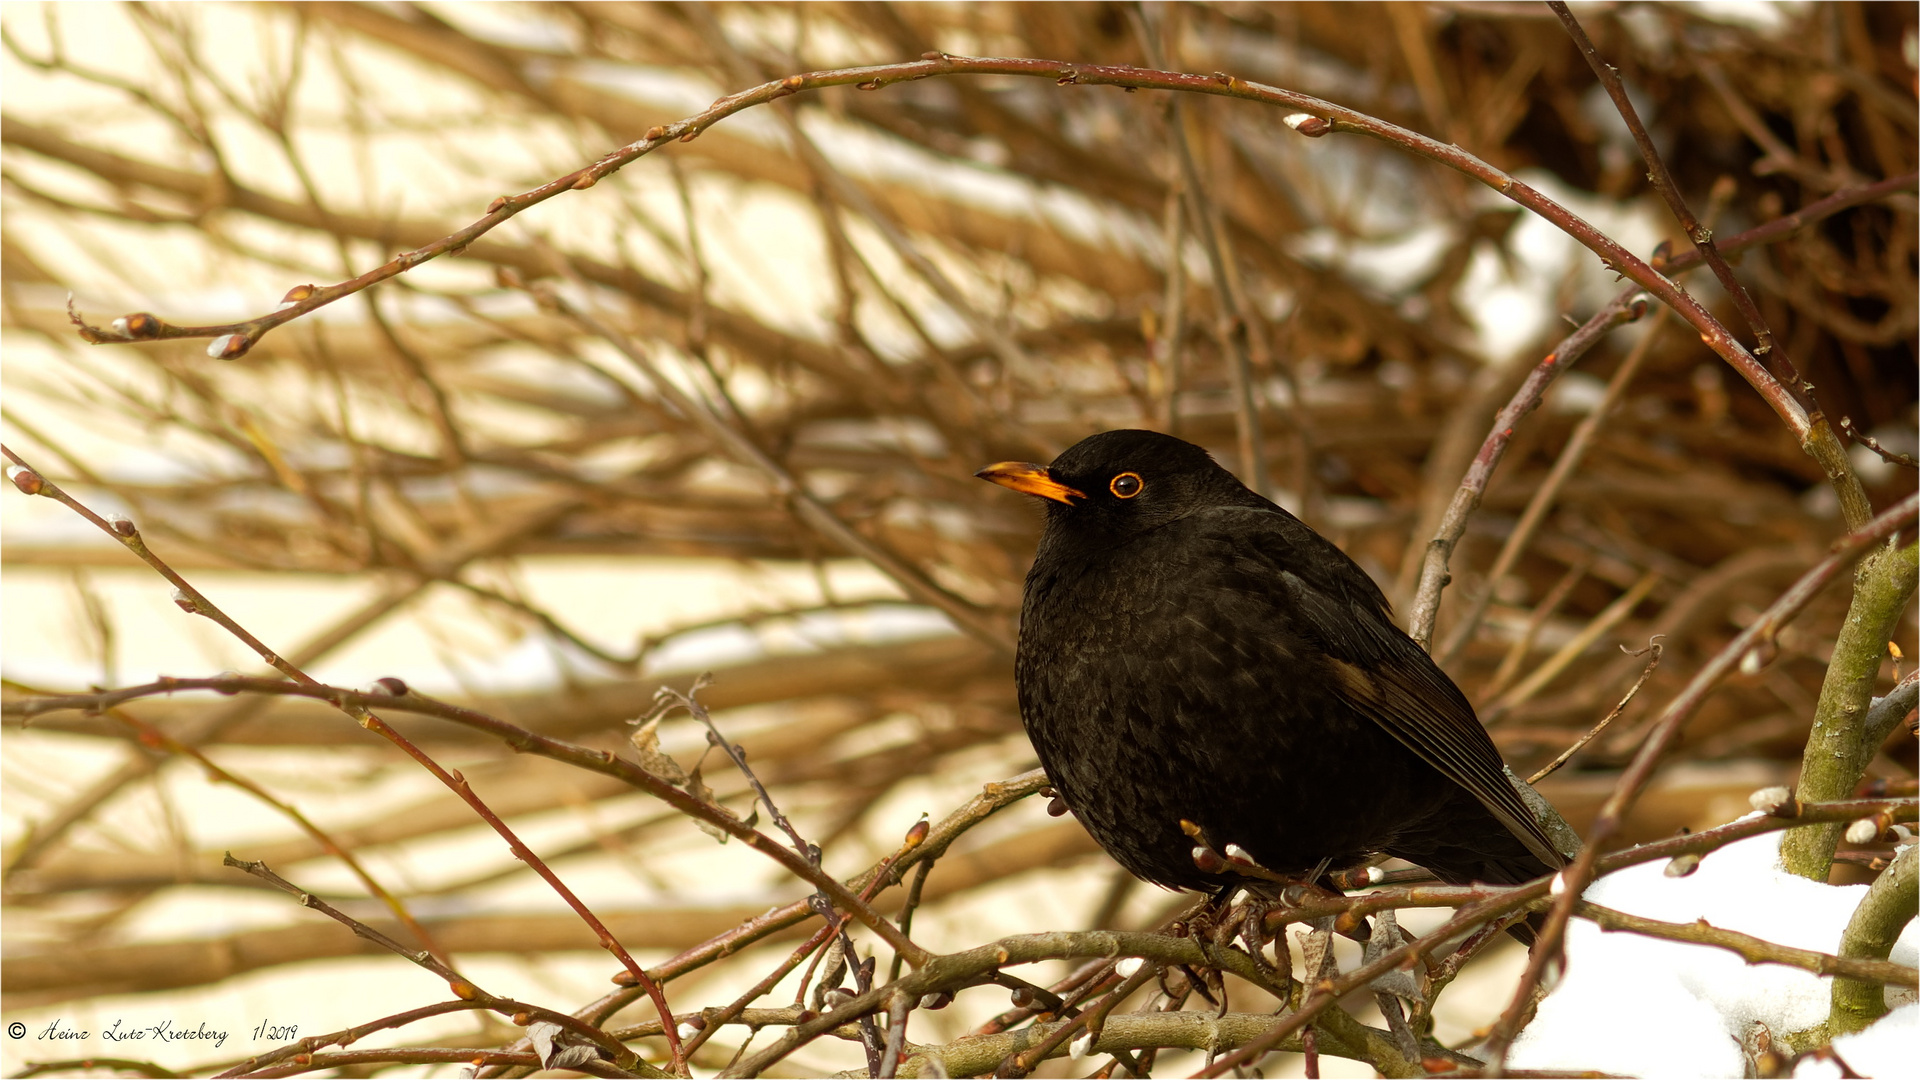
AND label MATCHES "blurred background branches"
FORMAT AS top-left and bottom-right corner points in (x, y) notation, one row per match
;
(2, 2), (1915, 1076)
